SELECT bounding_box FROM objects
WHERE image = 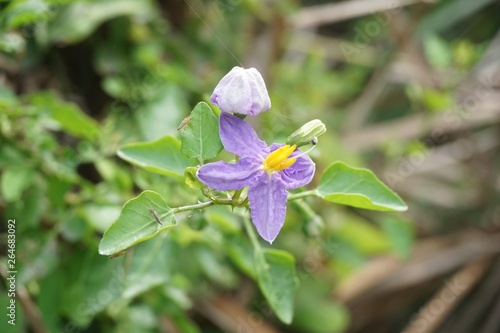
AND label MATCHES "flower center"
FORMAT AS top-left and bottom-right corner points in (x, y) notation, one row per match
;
(263, 145), (297, 172)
